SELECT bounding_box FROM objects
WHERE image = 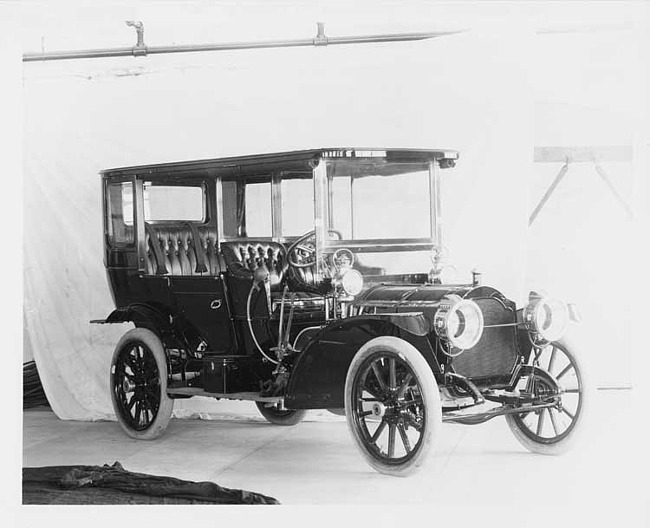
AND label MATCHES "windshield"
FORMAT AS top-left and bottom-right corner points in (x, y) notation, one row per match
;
(321, 160), (436, 278)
